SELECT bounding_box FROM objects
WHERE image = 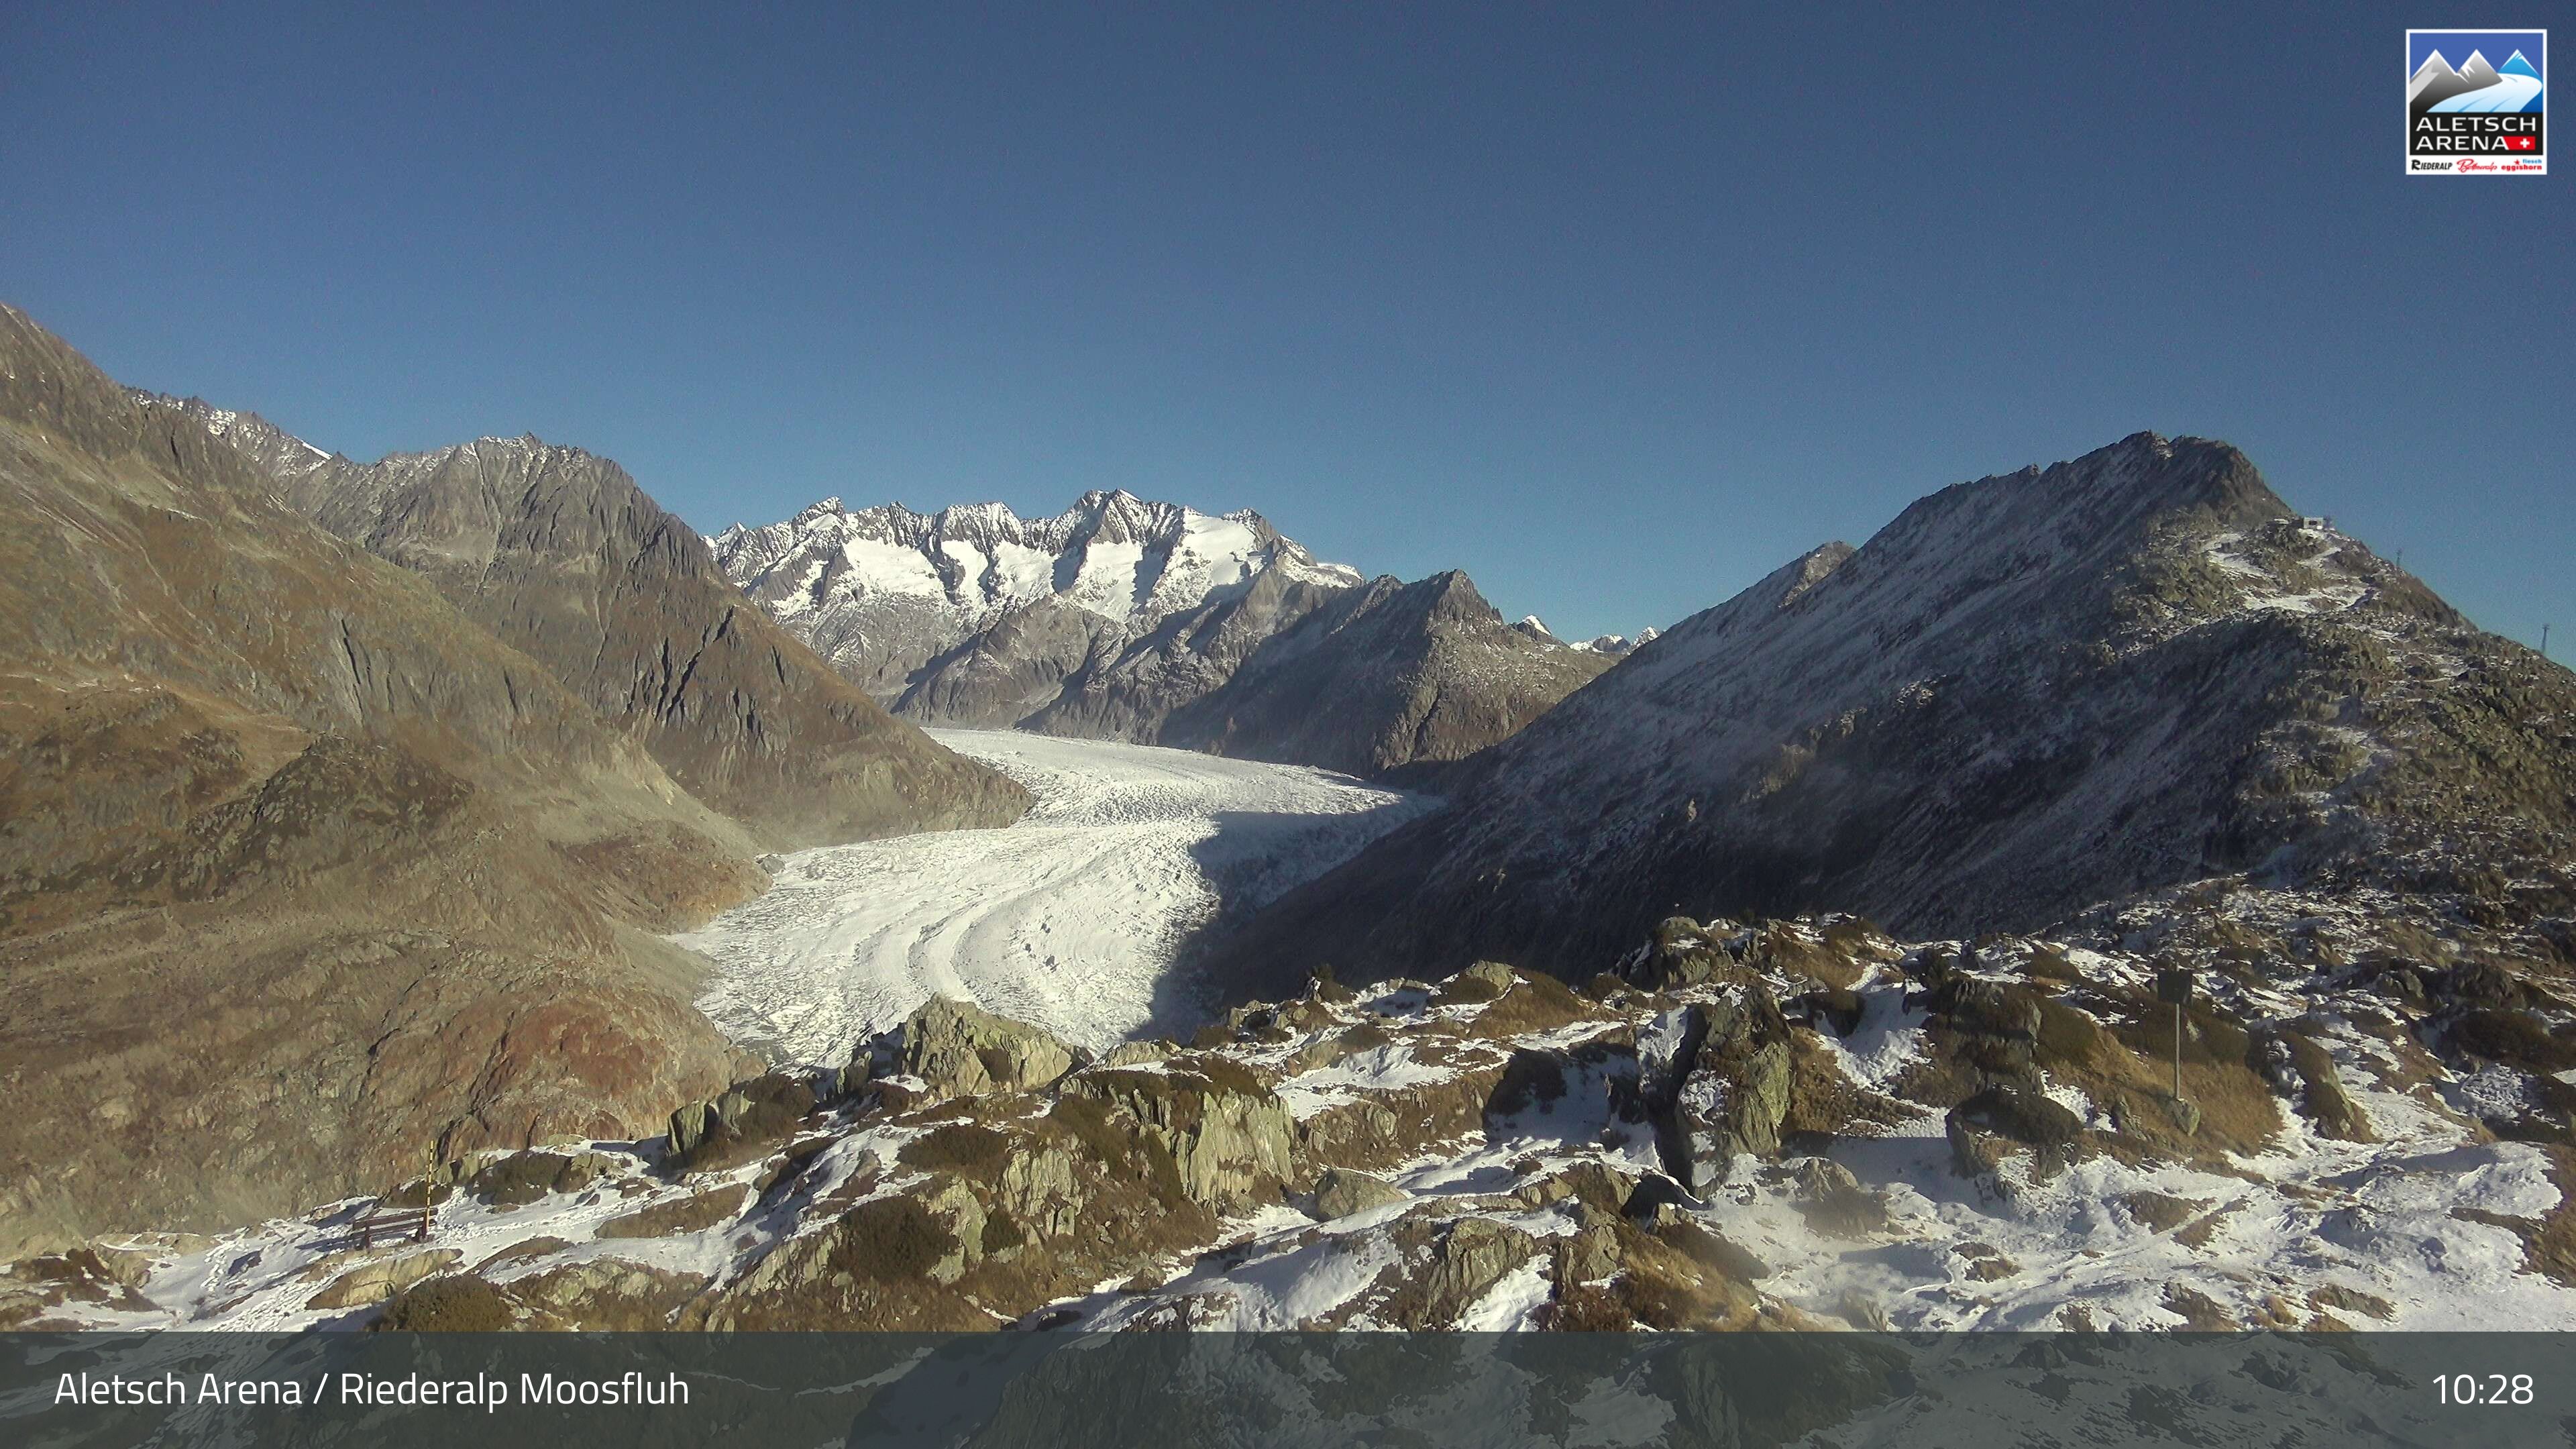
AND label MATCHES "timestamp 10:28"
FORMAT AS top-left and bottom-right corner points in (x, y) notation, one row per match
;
(2436, 1373), (2535, 1406)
